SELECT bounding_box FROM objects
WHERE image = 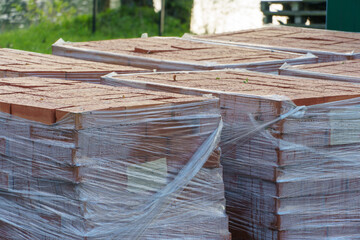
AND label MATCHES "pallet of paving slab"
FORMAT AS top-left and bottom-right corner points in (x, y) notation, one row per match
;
(0, 48), (148, 83)
(51, 37), (318, 73)
(192, 25), (360, 63)
(102, 69), (360, 239)
(279, 59), (360, 83)
(0, 76), (230, 239)
(261, 0), (326, 28)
